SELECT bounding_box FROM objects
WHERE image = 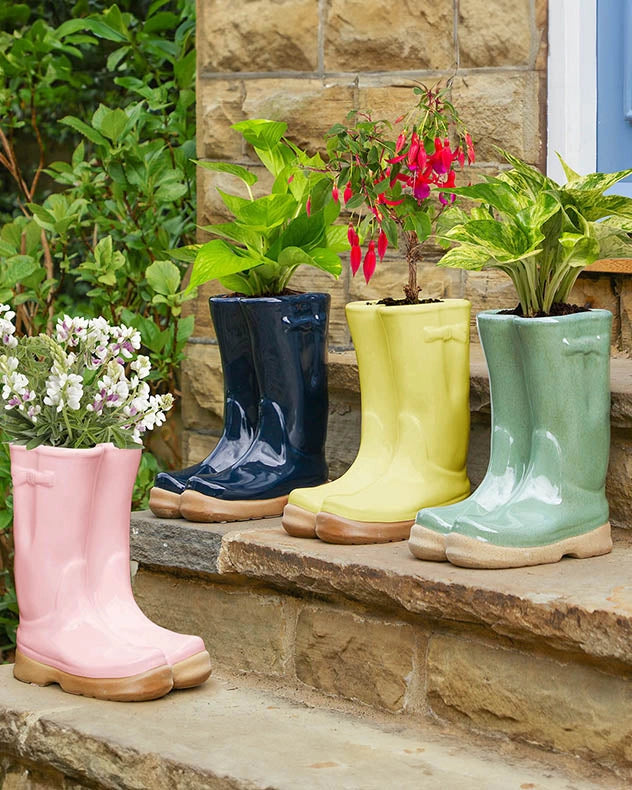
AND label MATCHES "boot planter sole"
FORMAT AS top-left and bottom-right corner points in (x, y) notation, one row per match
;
(149, 487), (181, 519)
(445, 522), (612, 570)
(315, 512), (414, 545)
(180, 490), (289, 523)
(408, 524), (449, 561)
(281, 504), (318, 538)
(172, 650), (212, 689)
(13, 650), (173, 702)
